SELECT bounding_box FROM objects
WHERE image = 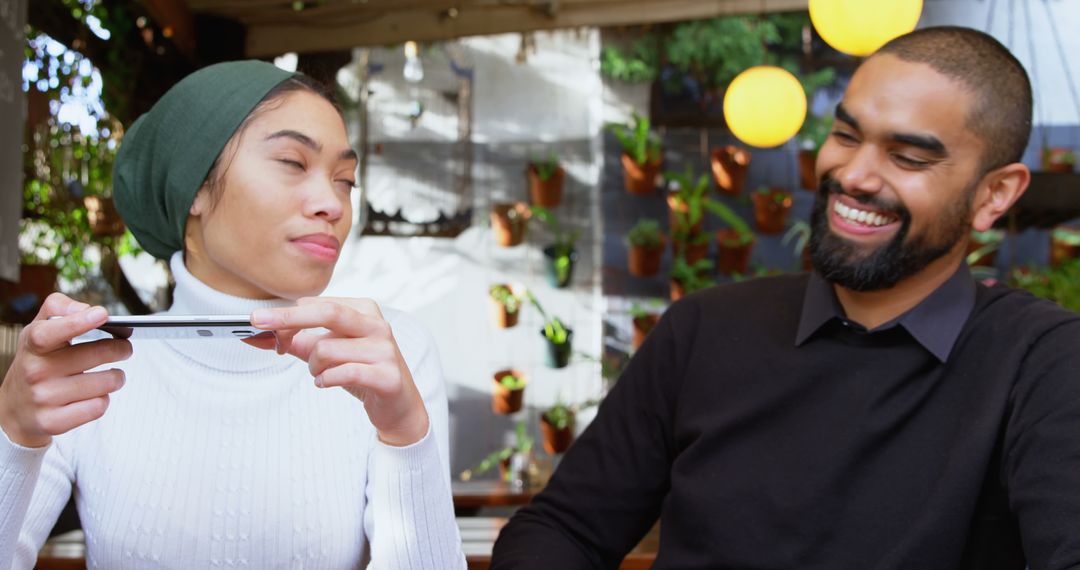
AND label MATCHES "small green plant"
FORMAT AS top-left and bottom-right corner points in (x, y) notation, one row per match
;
(783, 221), (812, 258)
(629, 298), (665, 321)
(489, 284), (521, 314)
(1043, 147), (1078, 167)
(666, 167), (711, 234)
(966, 229), (1005, 267)
(798, 113), (834, 155)
(1009, 259), (1080, 313)
(543, 400), (573, 430)
(531, 205), (579, 285)
(460, 420), (534, 481)
(670, 254), (716, 294)
(608, 112), (662, 166)
(756, 186), (792, 204)
(627, 219), (663, 248)
(498, 373), (527, 391)
(1053, 227), (1080, 246)
(530, 152), (560, 182)
(526, 290), (571, 345)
